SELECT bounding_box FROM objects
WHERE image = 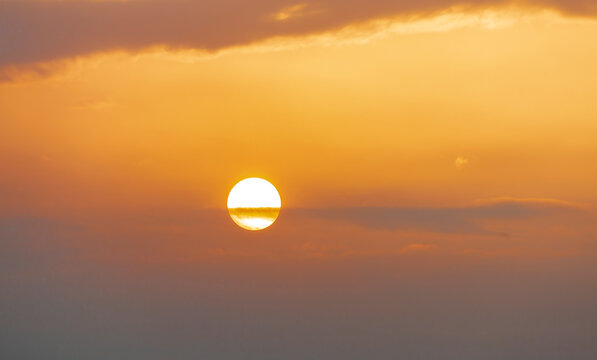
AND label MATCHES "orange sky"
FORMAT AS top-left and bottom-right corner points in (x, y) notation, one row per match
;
(1, 9), (597, 214)
(1, 3), (597, 358)
(1, 4), (596, 272)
